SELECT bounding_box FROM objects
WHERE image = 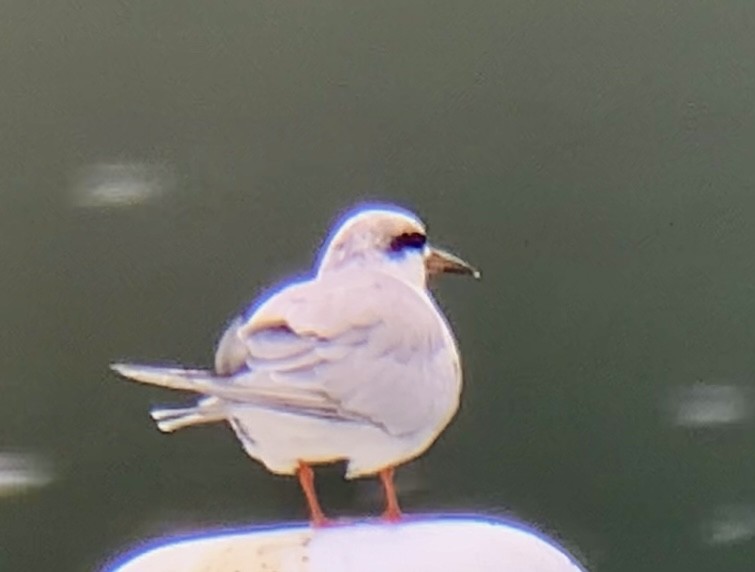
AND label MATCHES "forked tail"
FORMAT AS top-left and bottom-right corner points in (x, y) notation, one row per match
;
(111, 363), (228, 432)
